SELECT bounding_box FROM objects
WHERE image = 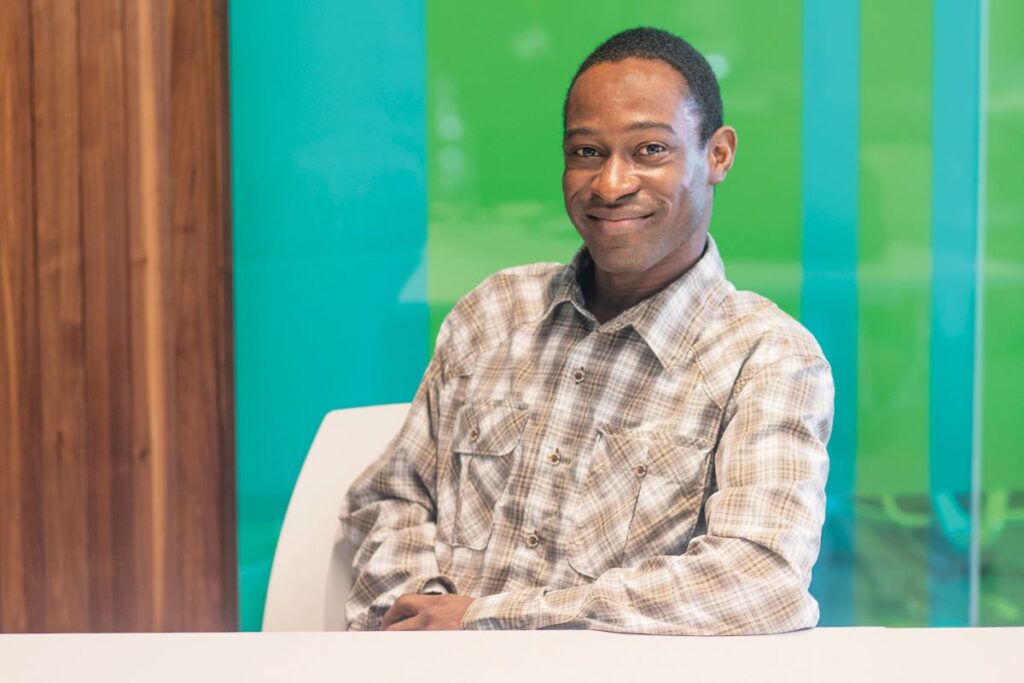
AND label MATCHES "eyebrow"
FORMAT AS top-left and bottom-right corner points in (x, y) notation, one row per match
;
(564, 121), (676, 138)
